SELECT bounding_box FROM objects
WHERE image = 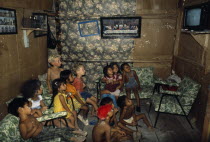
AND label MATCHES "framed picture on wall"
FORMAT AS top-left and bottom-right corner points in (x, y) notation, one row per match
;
(100, 17), (141, 39)
(32, 13), (48, 37)
(0, 7), (17, 34)
(78, 20), (100, 37)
